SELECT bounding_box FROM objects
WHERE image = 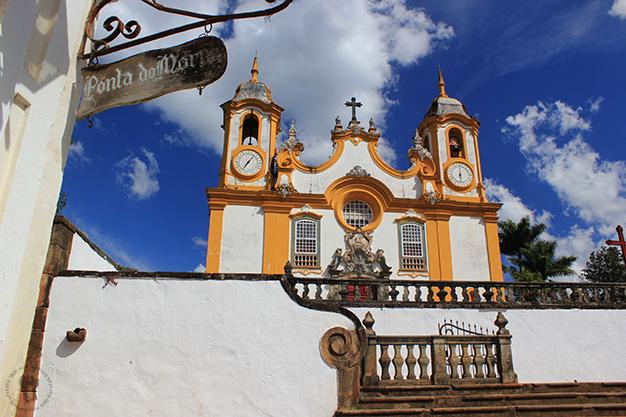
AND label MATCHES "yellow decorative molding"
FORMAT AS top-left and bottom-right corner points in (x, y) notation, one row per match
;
(293, 268), (323, 276)
(292, 140), (345, 173)
(324, 175), (394, 232)
(398, 270), (430, 278)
